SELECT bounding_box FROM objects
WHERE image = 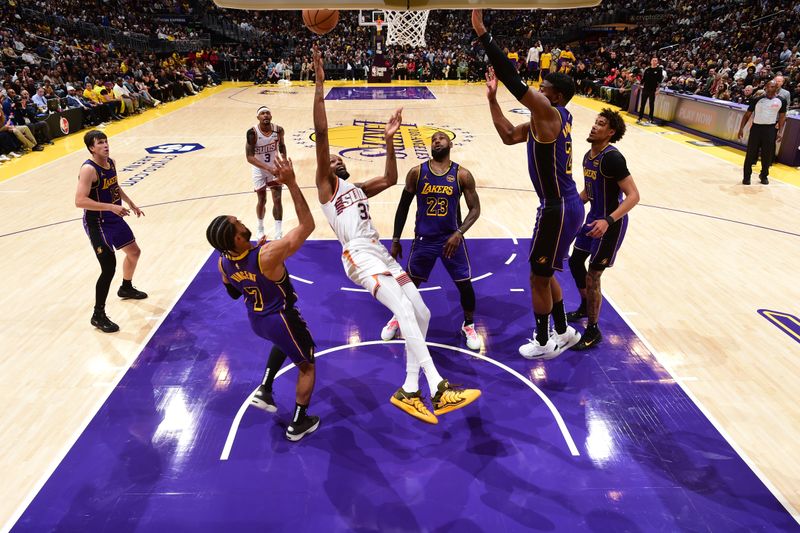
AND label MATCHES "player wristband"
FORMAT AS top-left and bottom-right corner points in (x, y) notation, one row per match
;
(456, 228), (465, 235)
(392, 238), (400, 243)
(605, 215), (616, 226)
